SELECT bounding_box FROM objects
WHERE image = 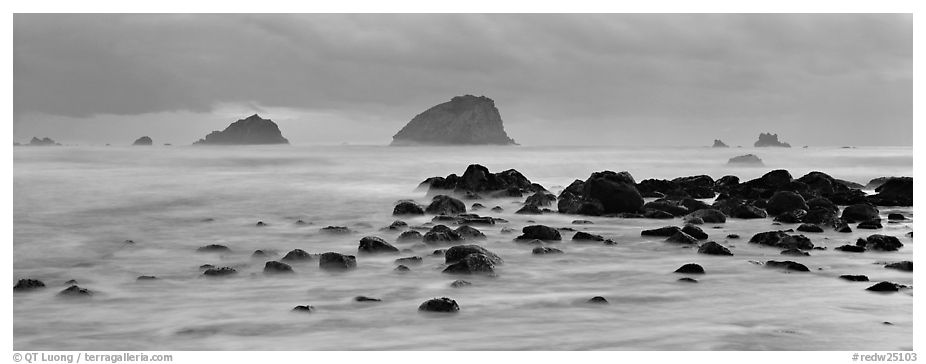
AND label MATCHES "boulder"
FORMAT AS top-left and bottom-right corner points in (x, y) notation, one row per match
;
(866, 282), (905, 292)
(796, 224), (823, 233)
(681, 224), (708, 240)
(516, 225), (562, 241)
(454, 225), (486, 240)
(525, 192), (557, 207)
(358, 236), (400, 254)
(292, 305), (315, 312)
(422, 225), (464, 244)
(730, 204), (768, 219)
(643, 200), (689, 216)
(765, 260), (809, 272)
(442, 253), (496, 275)
(666, 231), (698, 244)
(835, 244), (866, 253)
(697, 241), (732, 256)
(393, 201), (424, 215)
(559, 171), (644, 215)
(196, 244), (230, 253)
(450, 280), (472, 288)
(281, 249), (312, 262)
(712, 139), (729, 148)
(674, 263), (705, 274)
(28, 137), (61, 146)
(532, 247), (564, 255)
(263, 261), (294, 274)
(418, 297), (460, 312)
(857, 234), (903, 251)
(857, 220), (883, 229)
(587, 296), (609, 304)
(749, 231), (814, 250)
(355, 296), (382, 302)
(773, 209), (807, 224)
(684, 209), (726, 224)
(516, 204), (543, 215)
(780, 248), (809, 256)
(194, 114), (289, 145)
(318, 252), (357, 271)
(840, 204), (880, 222)
(869, 177), (912, 206)
(395, 256), (423, 265)
(572, 231), (605, 242)
(320, 226), (351, 234)
(425, 195), (466, 215)
(884, 261), (912, 272)
(641, 226), (682, 237)
(765, 191), (809, 216)
(58, 285), (93, 297)
(839, 275), (869, 282)
(444, 245), (503, 264)
(394, 265), (411, 272)
(203, 267), (237, 276)
(397, 230), (423, 242)
(887, 213), (906, 221)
